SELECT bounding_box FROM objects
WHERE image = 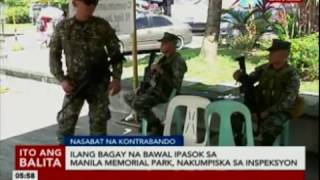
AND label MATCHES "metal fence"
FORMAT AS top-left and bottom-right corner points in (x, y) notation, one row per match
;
(0, 3), (4, 35)
(0, 3), (5, 60)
